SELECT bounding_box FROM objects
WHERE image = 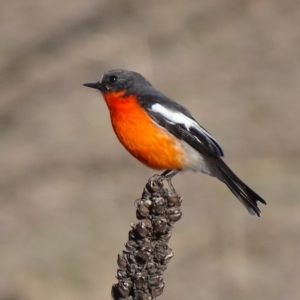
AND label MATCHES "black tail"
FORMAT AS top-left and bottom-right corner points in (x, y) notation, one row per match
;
(217, 162), (266, 217)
